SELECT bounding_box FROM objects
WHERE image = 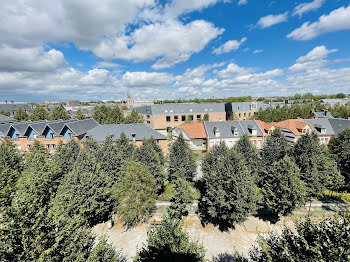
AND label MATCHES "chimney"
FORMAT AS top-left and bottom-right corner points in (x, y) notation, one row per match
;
(11, 100), (14, 104)
(5, 100), (7, 104)
(324, 110), (328, 116)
